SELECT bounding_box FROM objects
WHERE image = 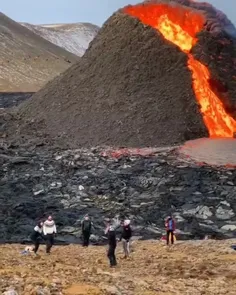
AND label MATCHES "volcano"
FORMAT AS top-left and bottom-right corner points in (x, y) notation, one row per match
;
(15, 0), (236, 148)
